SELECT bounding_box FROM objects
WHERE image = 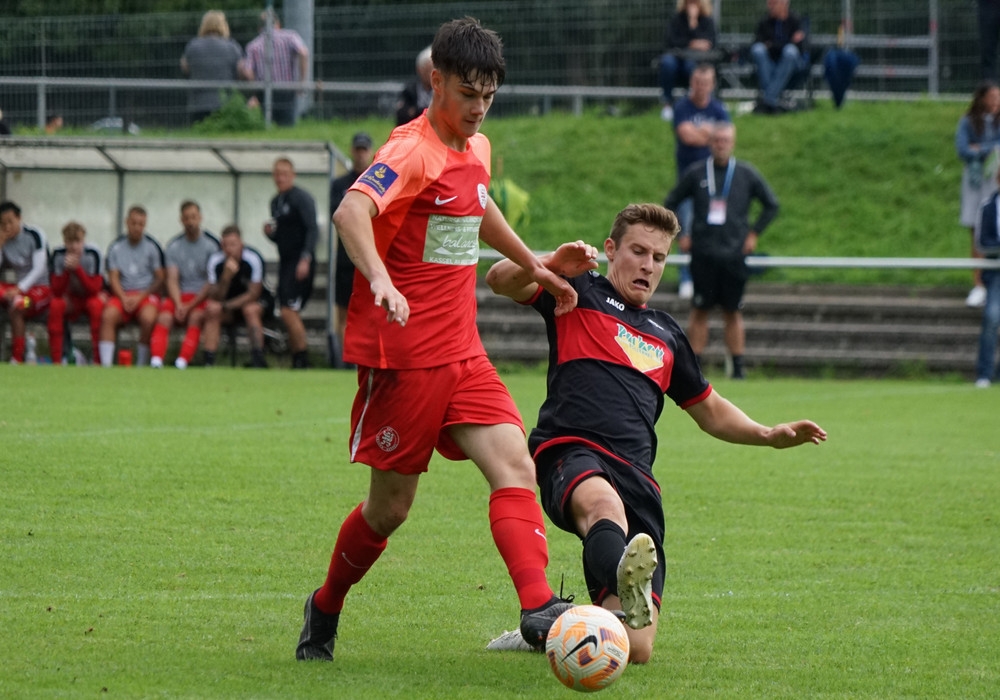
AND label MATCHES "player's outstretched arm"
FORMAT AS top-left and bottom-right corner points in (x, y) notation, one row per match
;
(486, 240), (599, 303)
(686, 390), (827, 448)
